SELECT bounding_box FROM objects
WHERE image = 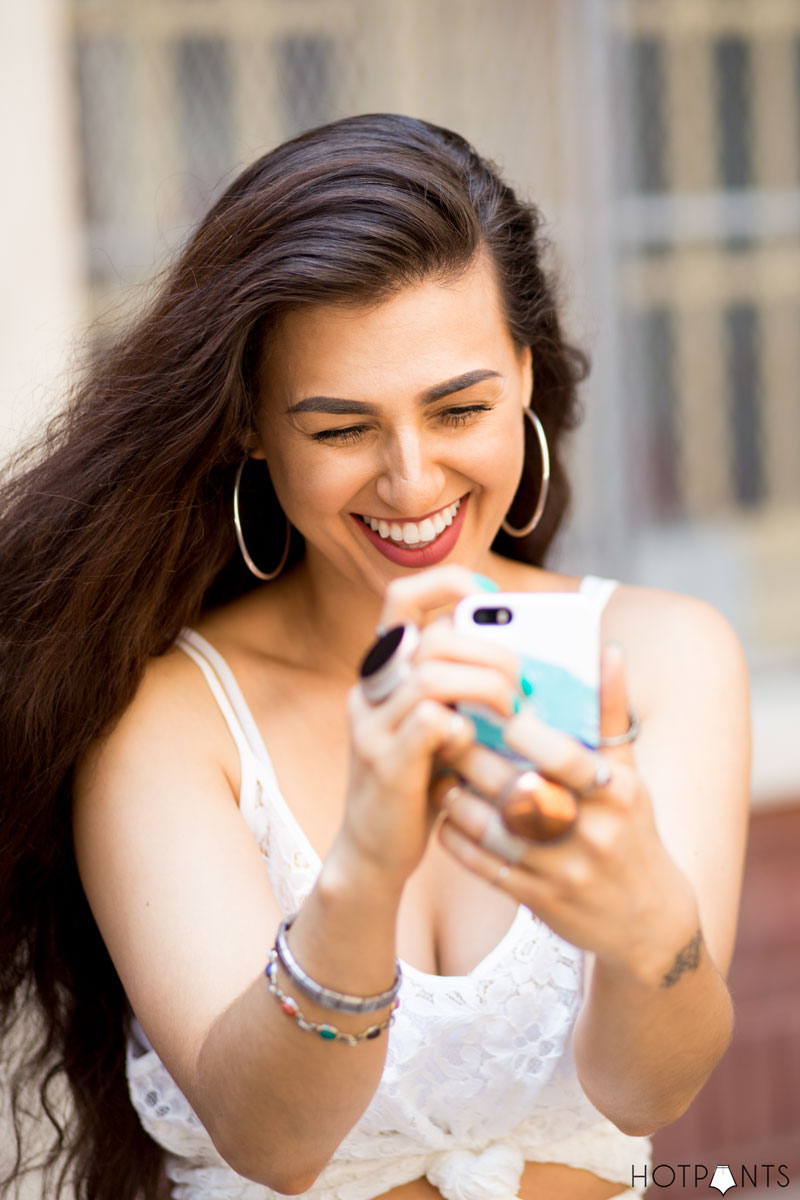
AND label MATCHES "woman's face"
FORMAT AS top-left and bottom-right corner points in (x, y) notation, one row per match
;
(252, 253), (532, 596)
